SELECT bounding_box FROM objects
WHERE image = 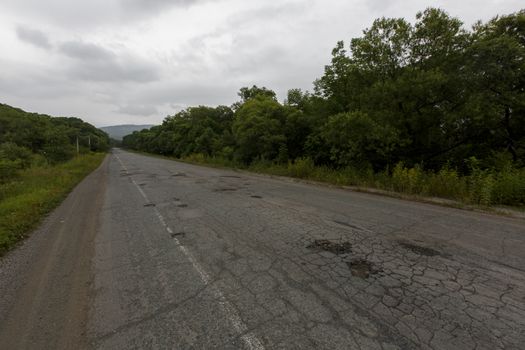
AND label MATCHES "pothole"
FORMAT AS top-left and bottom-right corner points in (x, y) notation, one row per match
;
(220, 175), (241, 178)
(170, 232), (185, 238)
(213, 188), (238, 192)
(171, 172), (186, 177)
(143, 203), (156, 207)
(399, 242), (440, 257)
(347, 259), (378, 279)
(251, 195), (262, 199)
(176, 203), (188, 208)
(306, 239), (352, 255)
